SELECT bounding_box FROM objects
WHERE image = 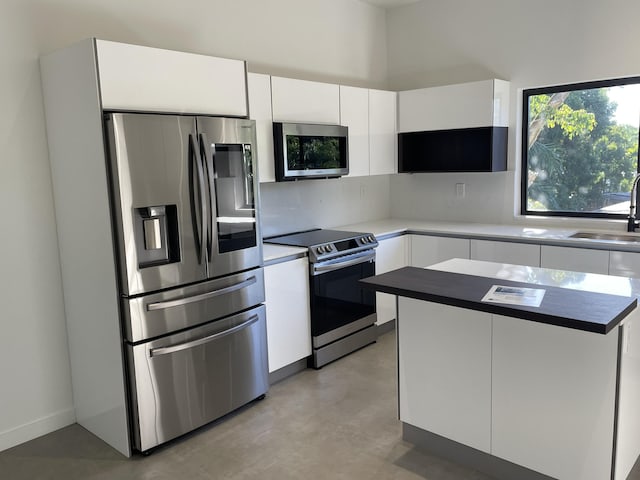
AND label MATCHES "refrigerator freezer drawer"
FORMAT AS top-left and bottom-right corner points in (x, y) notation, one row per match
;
(123, 268), (265, 342)
(127, 305), (269, 453)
